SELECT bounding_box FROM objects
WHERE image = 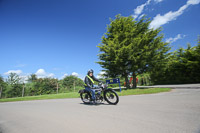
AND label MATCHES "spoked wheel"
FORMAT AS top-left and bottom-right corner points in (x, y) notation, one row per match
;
(104, 90), (119, 105)
(80, 92), (91, 104)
